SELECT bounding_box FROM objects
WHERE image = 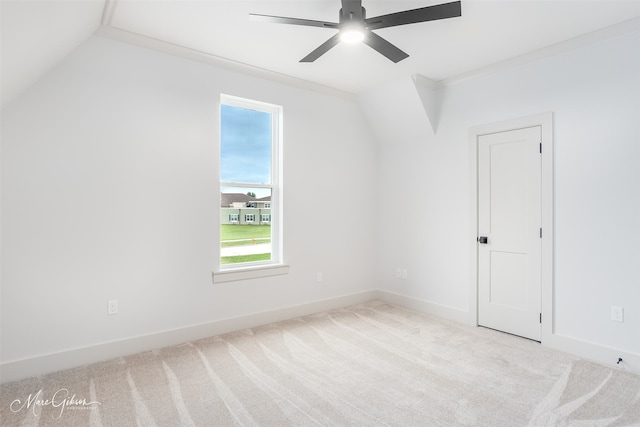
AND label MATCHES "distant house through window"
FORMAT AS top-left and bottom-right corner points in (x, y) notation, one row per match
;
(219, 95), (282, 268)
